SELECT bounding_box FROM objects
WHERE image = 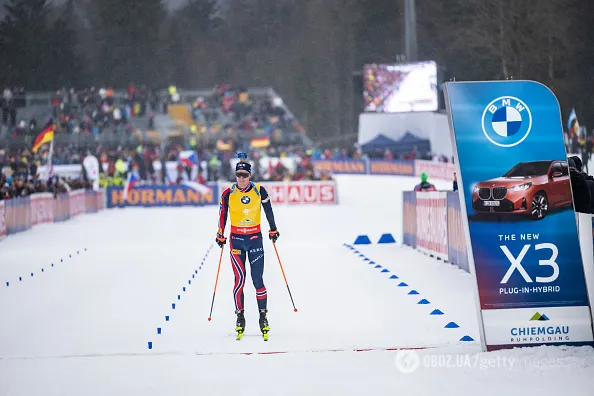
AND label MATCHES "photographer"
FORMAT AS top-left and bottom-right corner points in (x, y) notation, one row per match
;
(568, 157), (591, 213)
